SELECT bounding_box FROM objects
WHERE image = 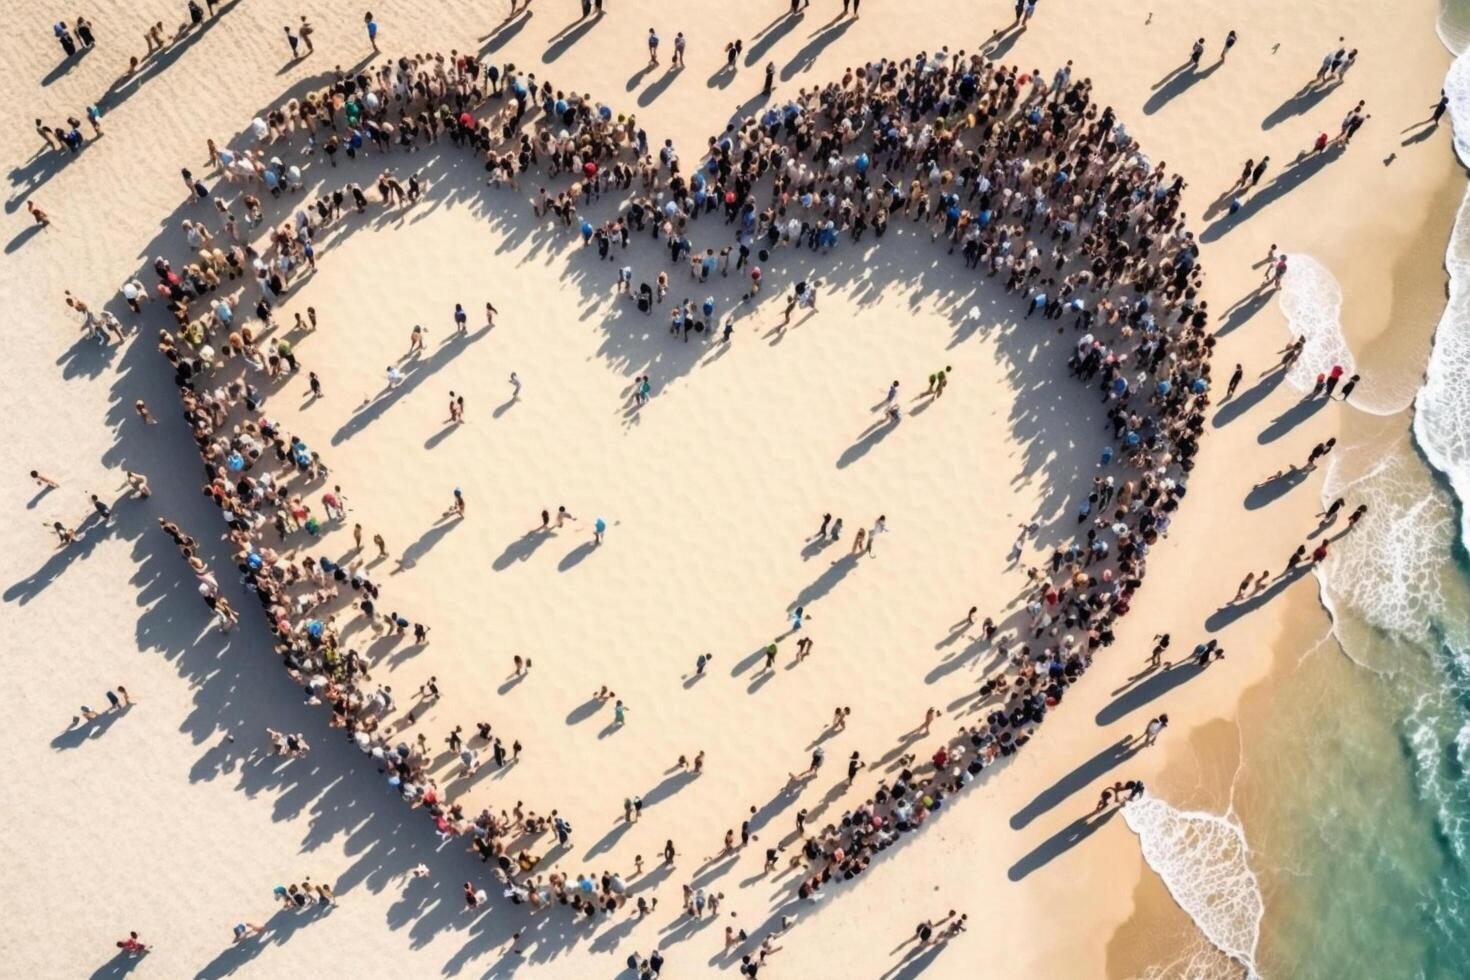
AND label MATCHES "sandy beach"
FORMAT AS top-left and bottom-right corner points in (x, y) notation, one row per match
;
(0, 1), (1459, 978)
